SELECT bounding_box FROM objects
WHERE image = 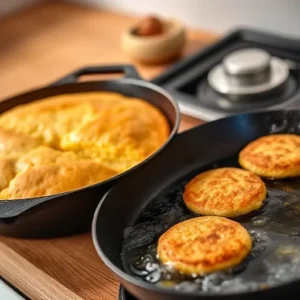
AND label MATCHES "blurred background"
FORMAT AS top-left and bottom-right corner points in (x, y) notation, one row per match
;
(1, 0), (300, 37)
(1, 0), (300, 121)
